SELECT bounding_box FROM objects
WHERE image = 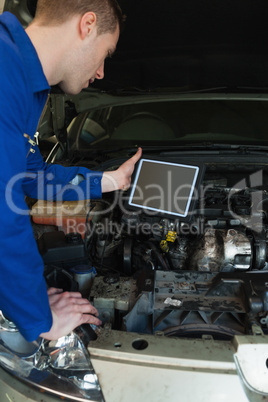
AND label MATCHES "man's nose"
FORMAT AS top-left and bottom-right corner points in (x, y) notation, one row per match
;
(96, 63), (104, 80)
